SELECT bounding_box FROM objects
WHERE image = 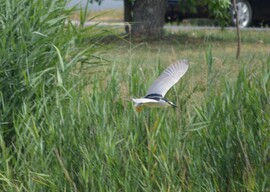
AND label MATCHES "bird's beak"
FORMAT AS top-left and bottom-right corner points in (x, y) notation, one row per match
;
(171, 103), (177, 108)
(135, 106), (143, 112)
